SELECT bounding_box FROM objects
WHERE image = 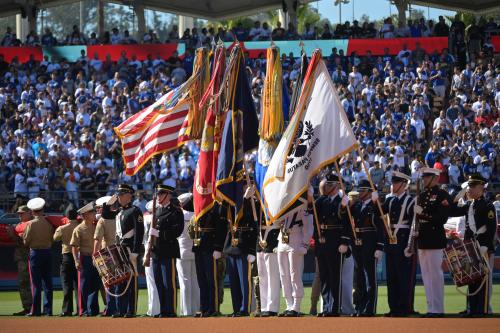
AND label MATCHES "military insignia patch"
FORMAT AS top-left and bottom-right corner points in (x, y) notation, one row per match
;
(488, 210), (495, 219)
(138, 216), (143, 223)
